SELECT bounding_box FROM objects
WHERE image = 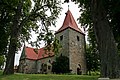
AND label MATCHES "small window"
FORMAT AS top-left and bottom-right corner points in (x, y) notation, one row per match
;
(48, 66), (51, 70)
(77, 36), (79, 41)
(60, 35), (63, 41)
(49, 60), (51, 63)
